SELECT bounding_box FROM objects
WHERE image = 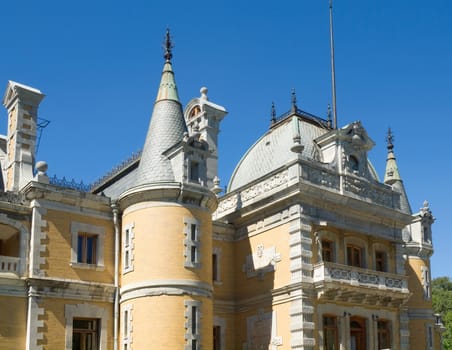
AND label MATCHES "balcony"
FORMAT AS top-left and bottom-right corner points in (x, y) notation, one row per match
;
(0, 255), (20, 274)
(313, 262), (410, 307)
